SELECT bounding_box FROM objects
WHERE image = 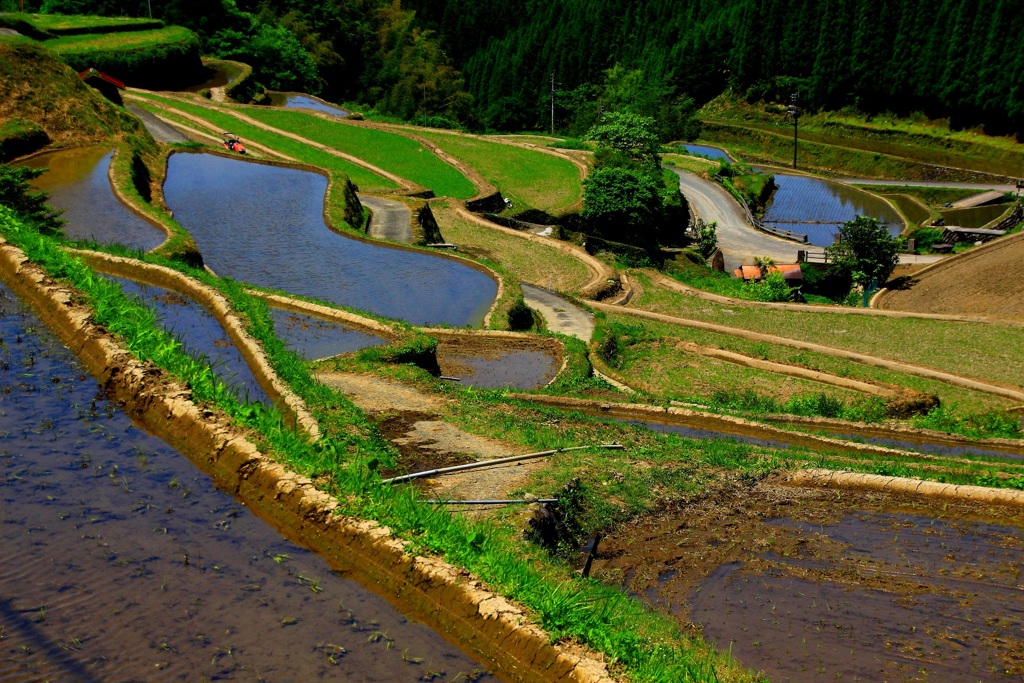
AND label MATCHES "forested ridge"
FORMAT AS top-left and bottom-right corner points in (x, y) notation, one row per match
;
(9, 0), (1024, 135)
(404, 0), (1024, 134)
